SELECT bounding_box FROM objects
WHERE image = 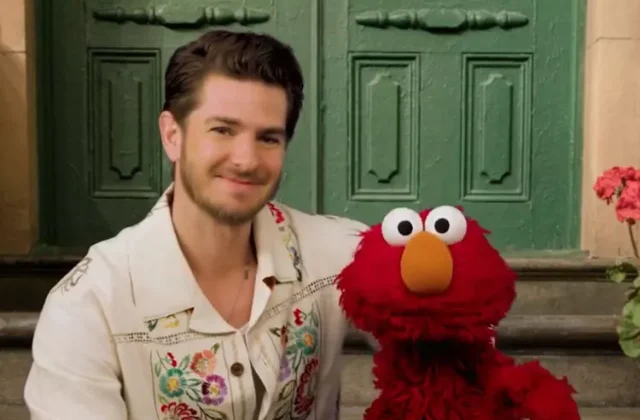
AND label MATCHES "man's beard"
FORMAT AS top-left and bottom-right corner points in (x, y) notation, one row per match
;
(179, 160), (281, 226)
